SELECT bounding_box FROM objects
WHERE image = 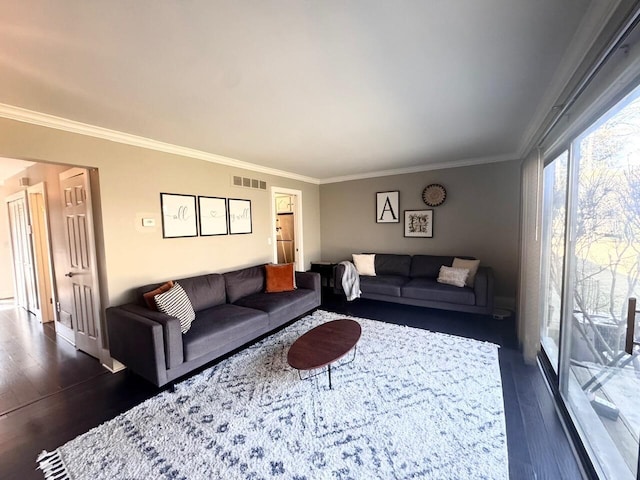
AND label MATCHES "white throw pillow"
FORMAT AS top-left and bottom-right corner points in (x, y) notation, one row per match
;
(154, 282), (196, 334)
(437, 266), (469, 288)
(352, 254), (376, 276)
(452, 258), (480, 287)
